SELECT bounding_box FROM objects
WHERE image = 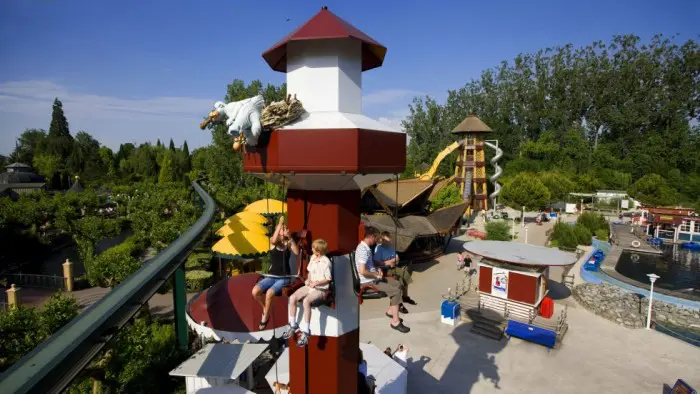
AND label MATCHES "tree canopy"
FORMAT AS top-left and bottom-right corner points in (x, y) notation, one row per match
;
(402, 34), (700, 207)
